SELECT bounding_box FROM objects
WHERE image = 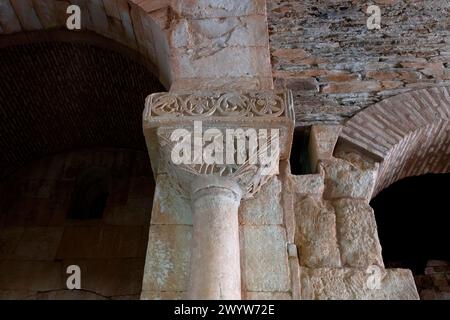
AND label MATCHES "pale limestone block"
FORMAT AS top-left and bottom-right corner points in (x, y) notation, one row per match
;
(246, 291), (291, 300)
(171, 15), (269, 49)
(151, 175), (192, 225)
(294, 197), (341, 267)
(309, 125), (342, 171)
(174, 0), (266, 18)
(333, 199), (384, 268)
(0, 0), (22, 33)
(320, 157), (378, 201)
(141, 290), (184, 300)
(300, 267), (419, 300)
(142, 225), (192, 292)
(242, 225), (290, 292)
(172, 46), (272, 79)
(14, 227), (63, 260)
(290, 173), (324, 196)
(170, 76), (273, 92)
(240, 176), (283, 225)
